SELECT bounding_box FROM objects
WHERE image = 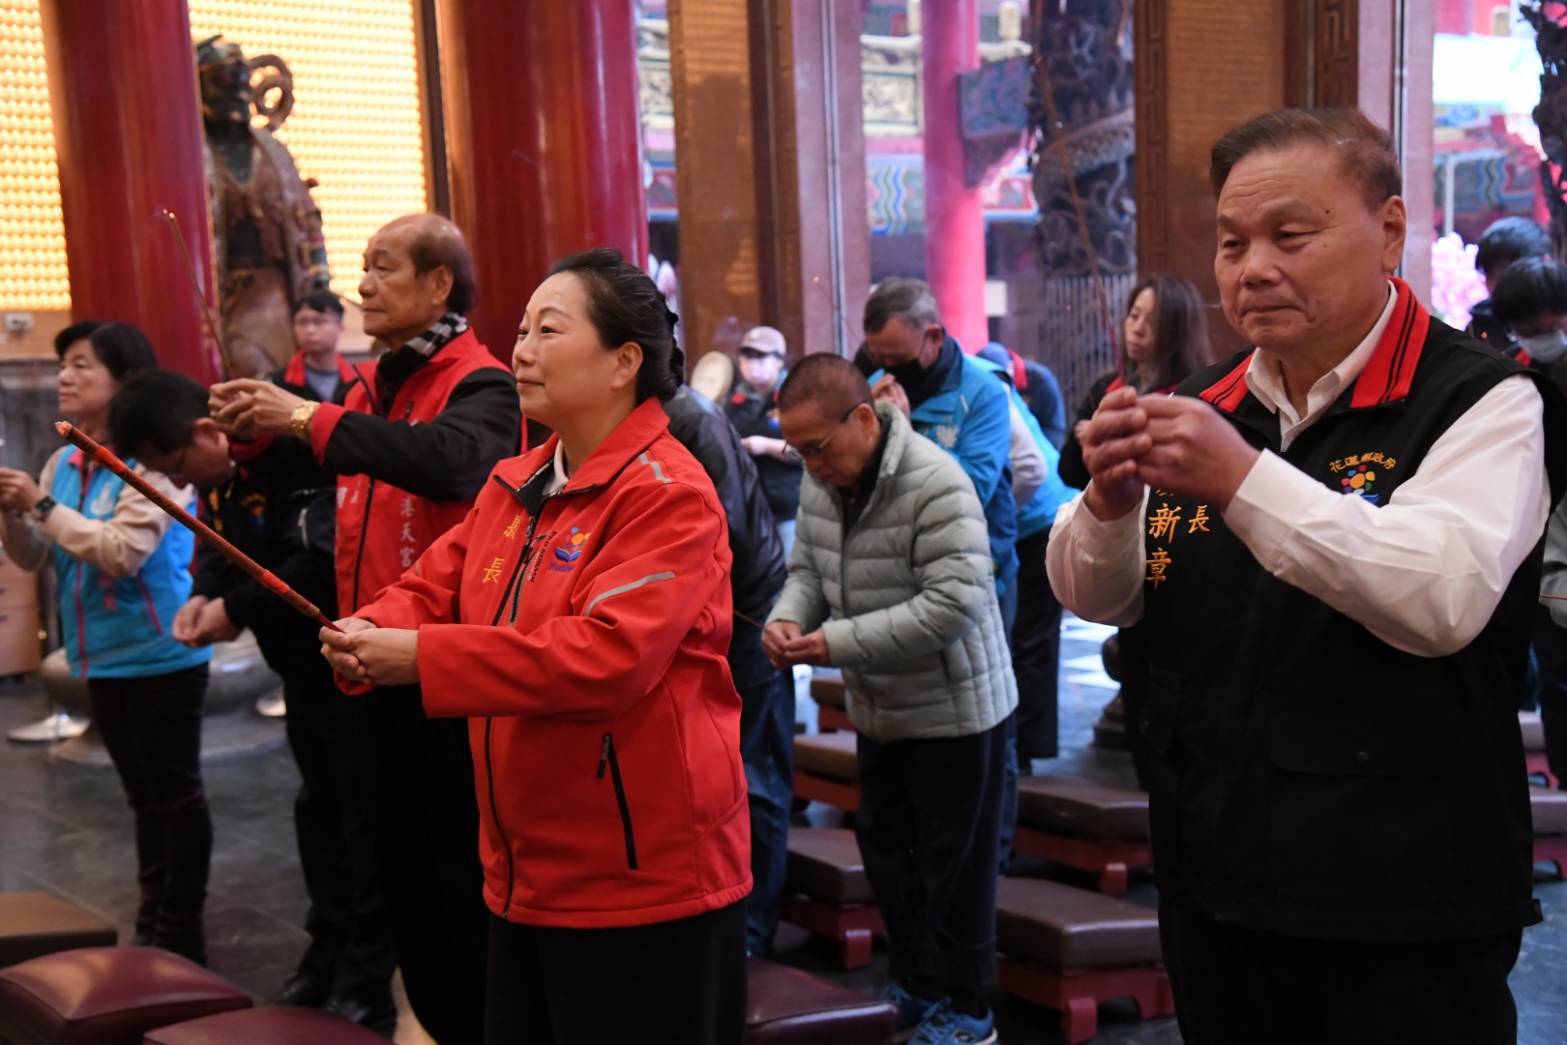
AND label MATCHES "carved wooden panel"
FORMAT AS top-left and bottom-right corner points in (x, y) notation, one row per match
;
(1133, 0), (1169, 276)
(1314, 0), (1359, 108)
